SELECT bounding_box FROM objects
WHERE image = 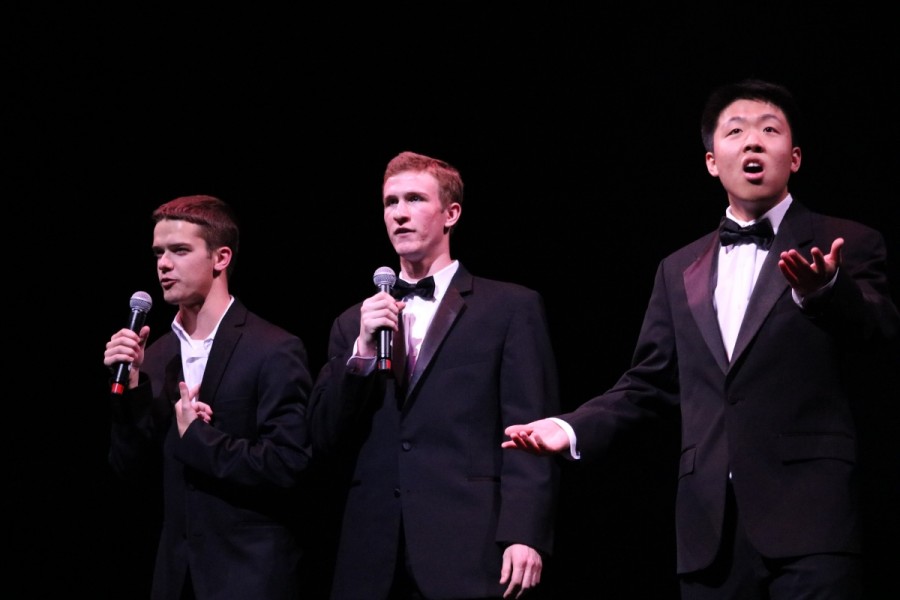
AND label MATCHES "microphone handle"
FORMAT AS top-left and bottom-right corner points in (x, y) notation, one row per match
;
(110, 308), (149, 395)
(376, 283), (392, 371)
